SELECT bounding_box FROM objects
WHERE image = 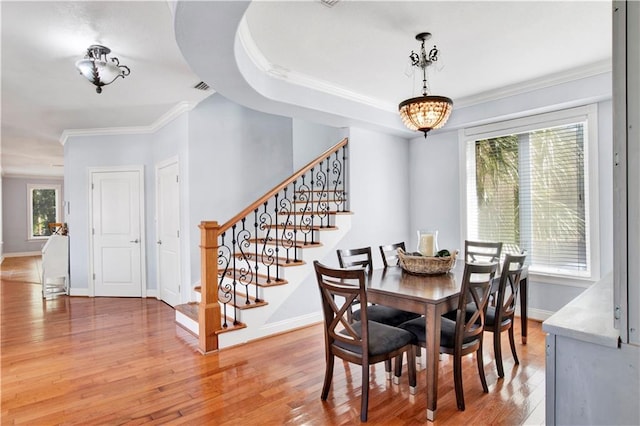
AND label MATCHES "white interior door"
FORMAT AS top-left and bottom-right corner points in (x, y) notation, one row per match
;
(91, 169), (144, 297)
(156, 159), (181, 306)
